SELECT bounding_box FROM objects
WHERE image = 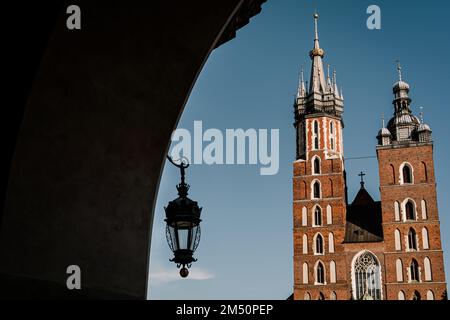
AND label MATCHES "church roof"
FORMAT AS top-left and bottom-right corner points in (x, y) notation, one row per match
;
(344, 185), (383, 243)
